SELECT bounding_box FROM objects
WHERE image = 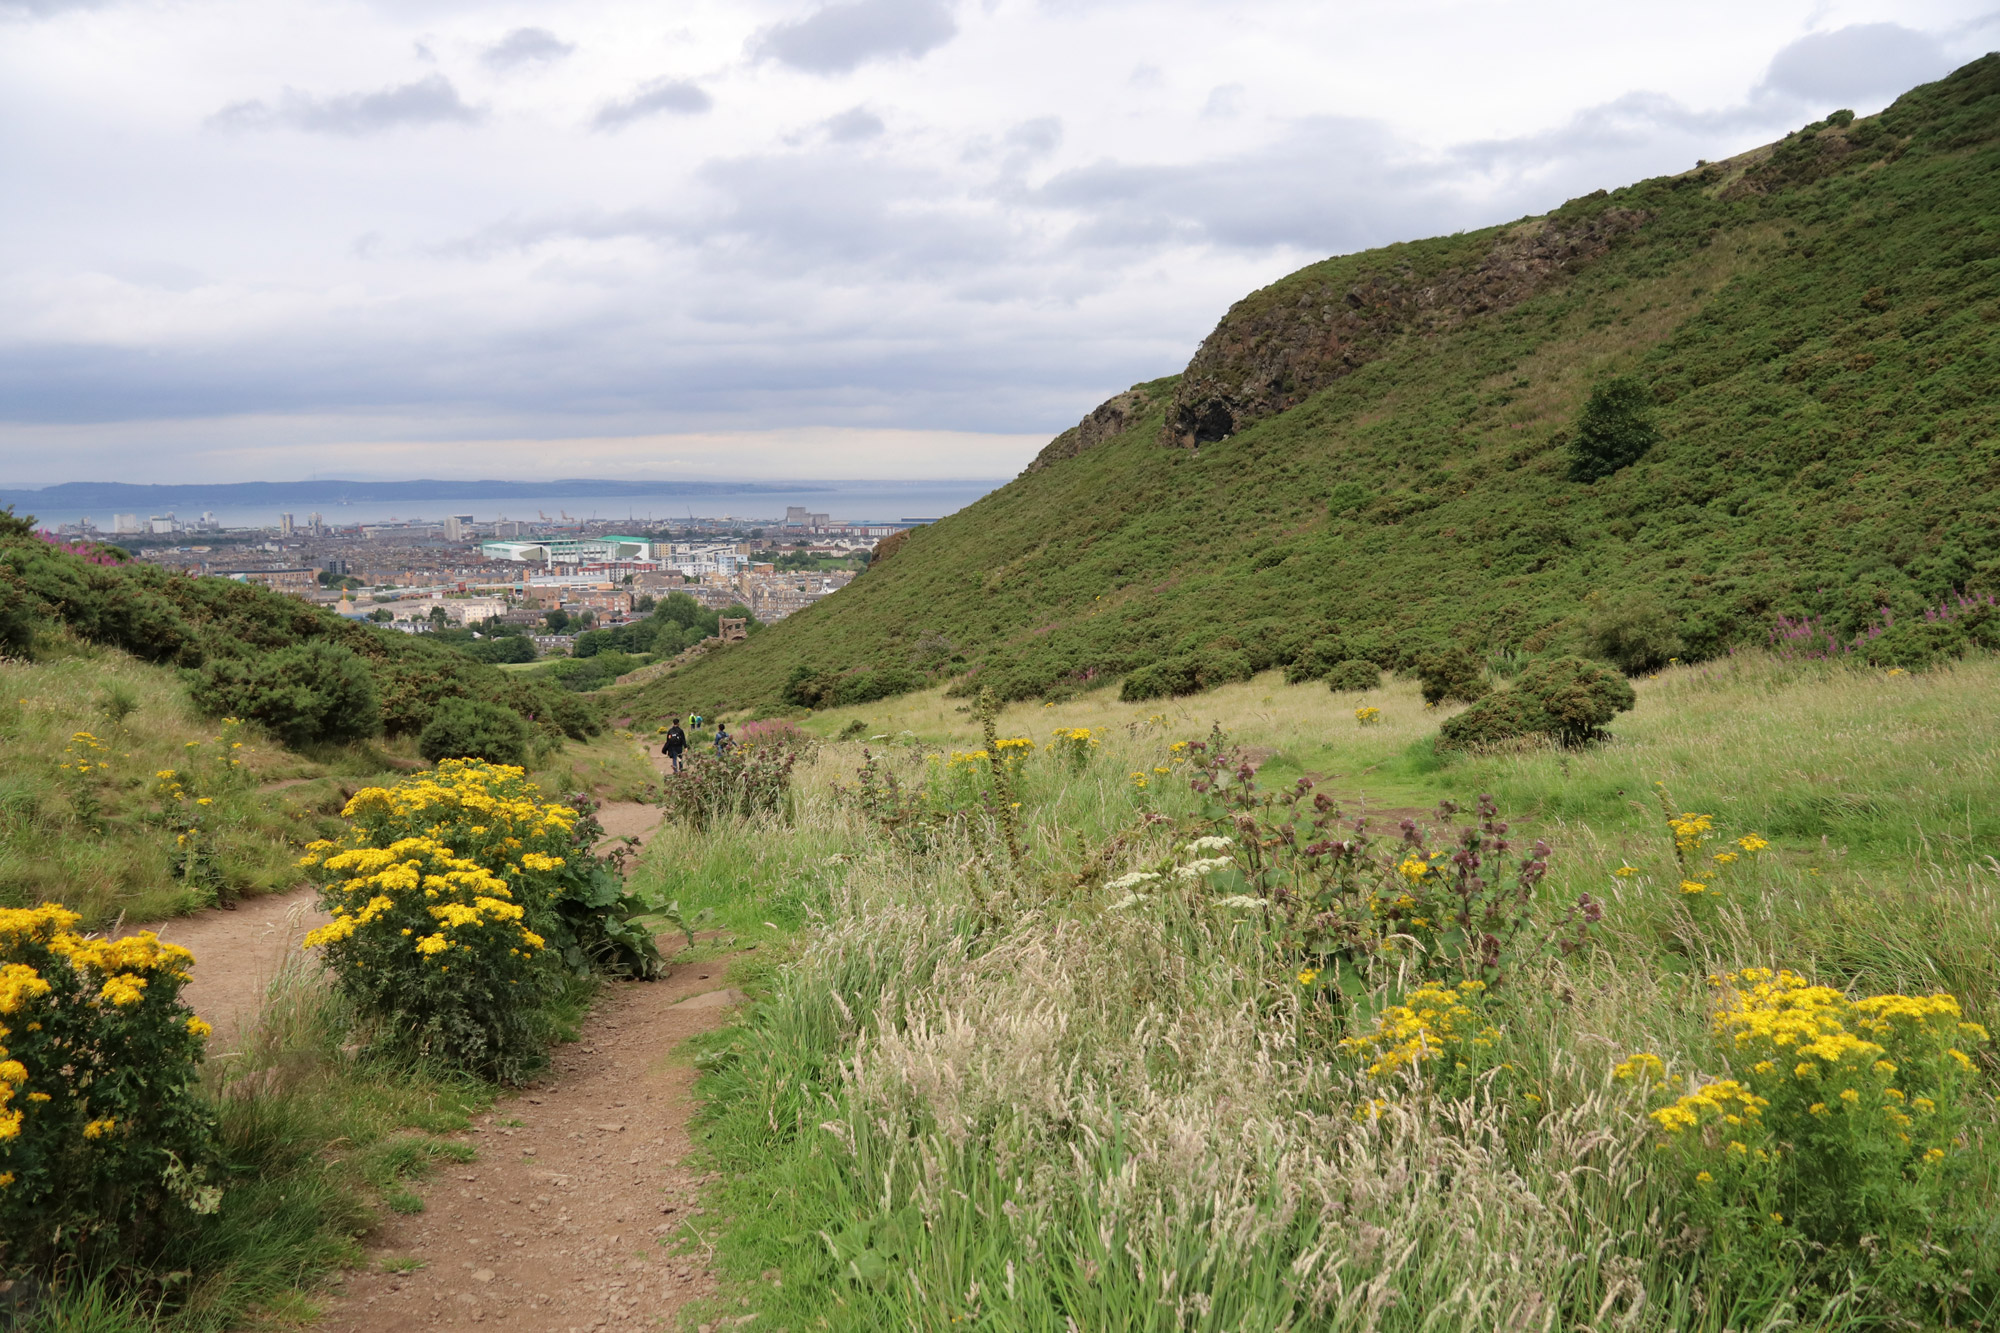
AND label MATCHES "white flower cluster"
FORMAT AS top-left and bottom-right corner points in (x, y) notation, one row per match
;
(1173, 856), (1235, 880)
(1108, 892), (1152, 910)
(1210, 894), (1265, 909)
(1184, 835), (1235, 853)
(1105, 870), (1162, 892)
